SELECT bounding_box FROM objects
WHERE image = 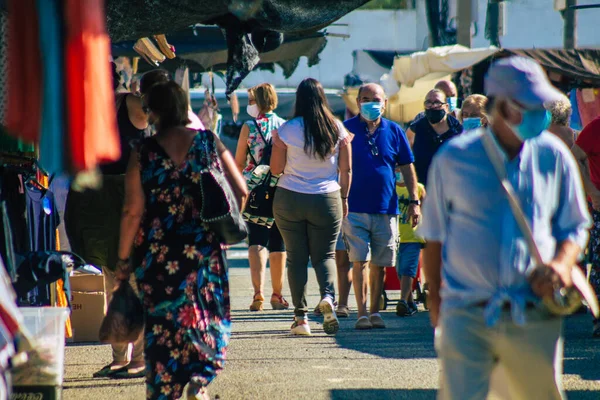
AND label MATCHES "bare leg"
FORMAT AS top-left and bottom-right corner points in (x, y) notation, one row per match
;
(369, 265), (385, 315)
(269, 251), (286, 296)
(248, 245), (267, 295)
(401, 276), (414, 303)
(352, 261), (369, 318)
(336, 250), (352, 307)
